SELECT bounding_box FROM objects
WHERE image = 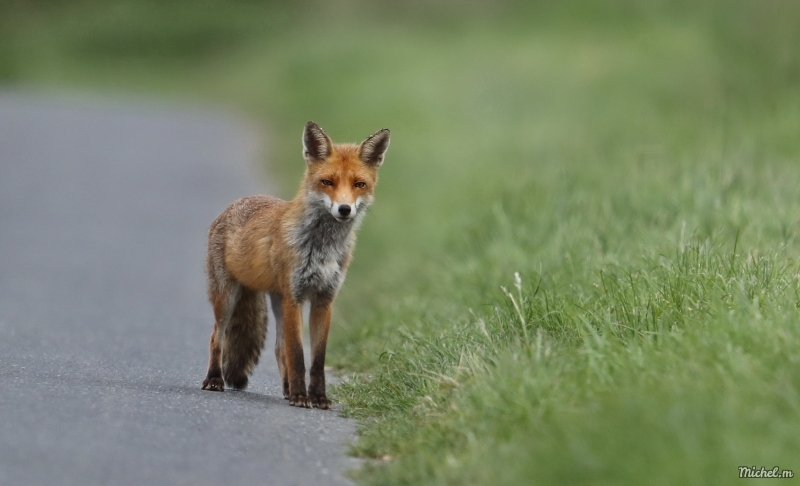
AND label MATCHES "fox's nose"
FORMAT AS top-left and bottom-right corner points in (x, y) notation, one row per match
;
(338, 205), (351, 217)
